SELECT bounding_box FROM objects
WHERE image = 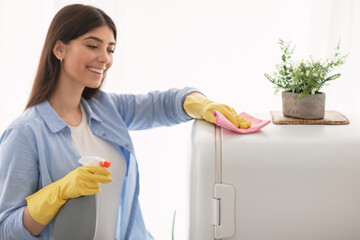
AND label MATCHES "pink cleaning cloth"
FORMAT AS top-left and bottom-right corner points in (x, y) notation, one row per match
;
(213, 111), (271, 134)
